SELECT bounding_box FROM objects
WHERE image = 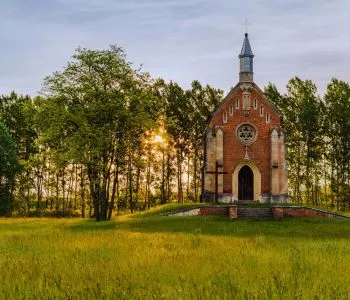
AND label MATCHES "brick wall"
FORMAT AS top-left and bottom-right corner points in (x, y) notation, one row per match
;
(207, 83), (281, 195)
(199, 206), (229, 216)
(272, 207), (349, 219)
